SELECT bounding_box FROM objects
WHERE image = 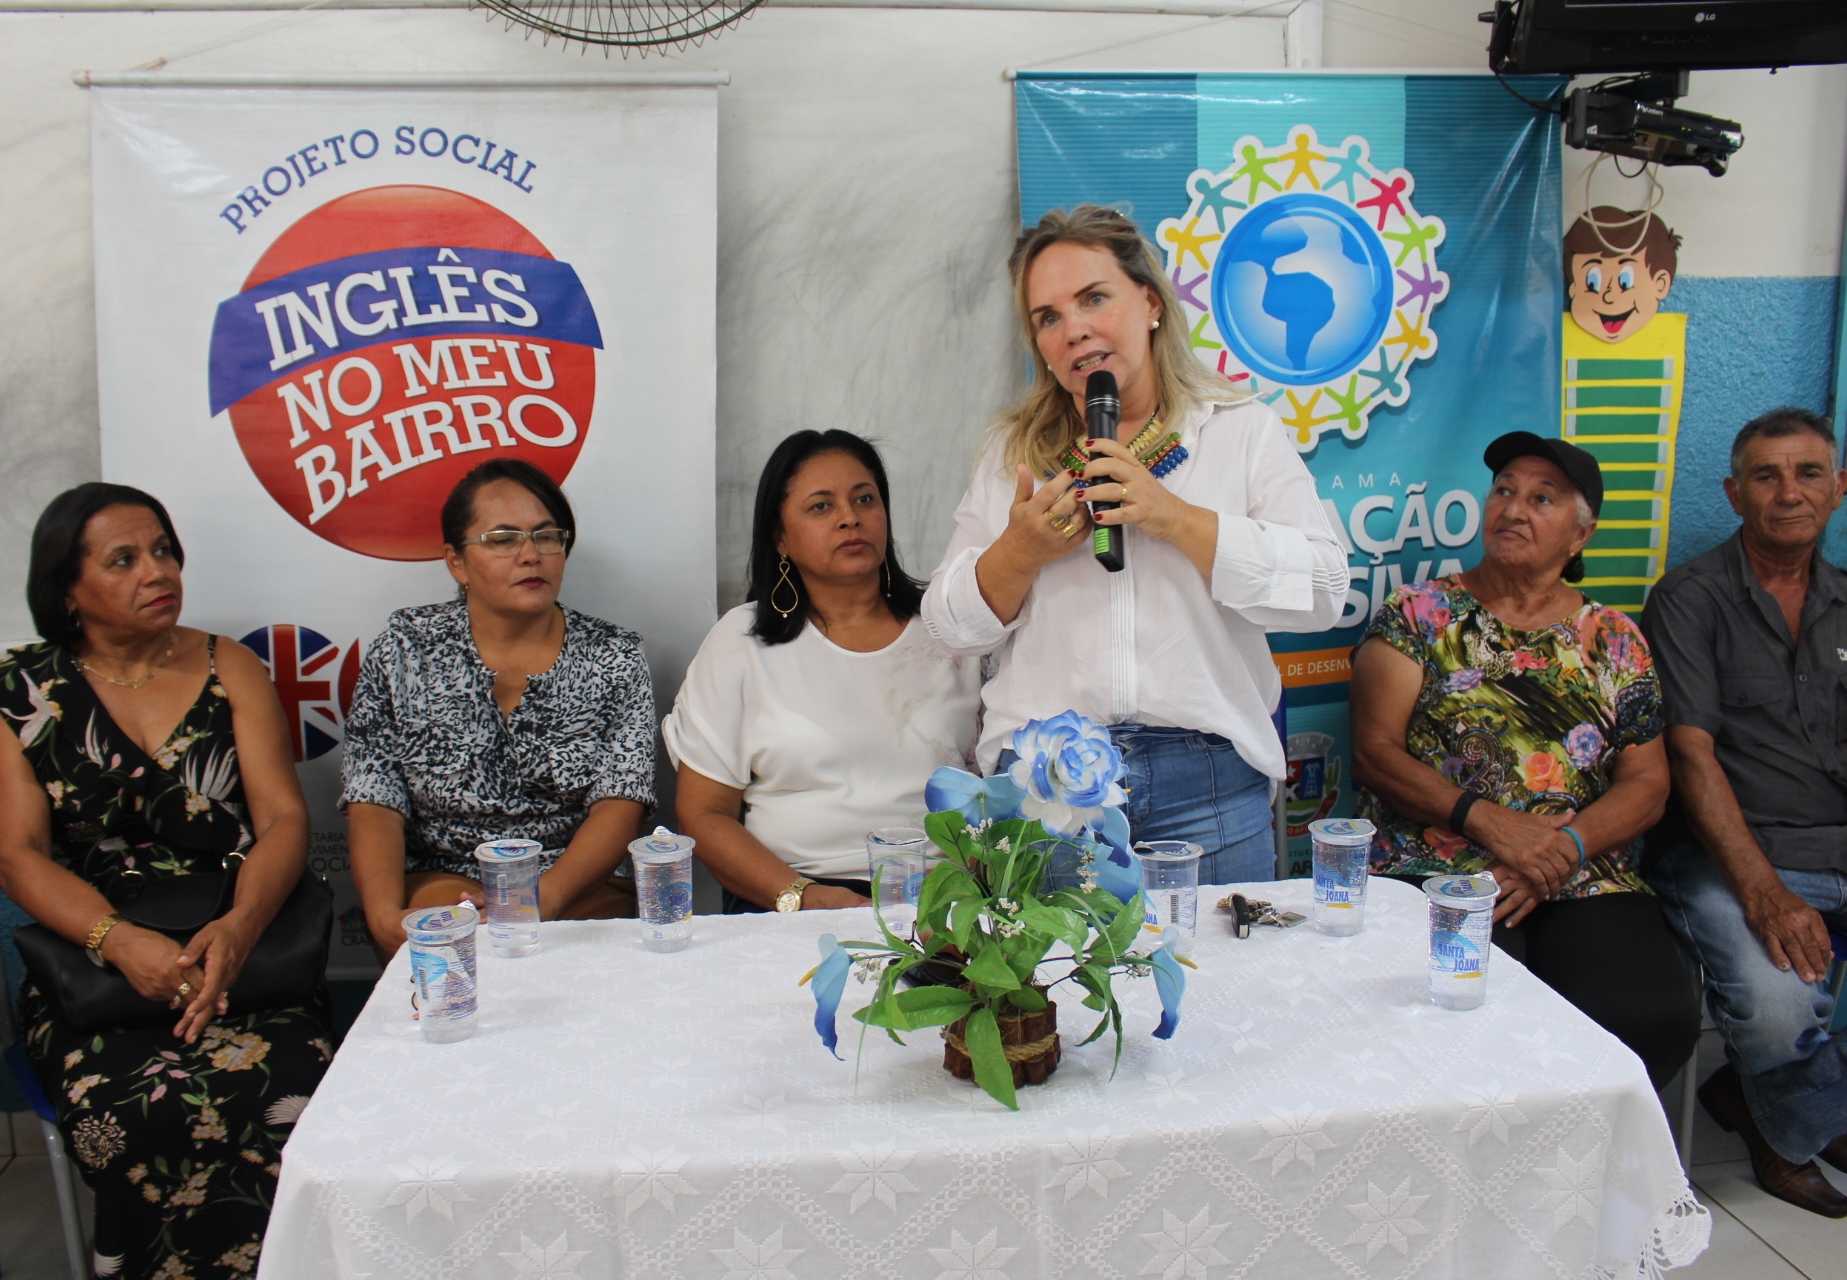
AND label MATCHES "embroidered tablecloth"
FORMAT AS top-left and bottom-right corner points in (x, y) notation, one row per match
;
(261, 876), (1707, 1279)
